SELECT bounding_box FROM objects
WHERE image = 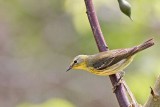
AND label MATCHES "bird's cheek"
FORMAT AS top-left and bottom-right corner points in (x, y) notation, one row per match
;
(72, 65), (80, 69)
